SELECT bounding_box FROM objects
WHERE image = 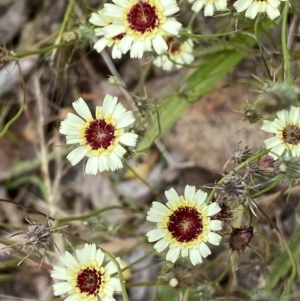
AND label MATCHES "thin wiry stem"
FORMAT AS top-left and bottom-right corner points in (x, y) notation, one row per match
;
(281, 0), (291, 83)
(33, 75), (52, 205)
